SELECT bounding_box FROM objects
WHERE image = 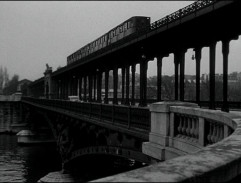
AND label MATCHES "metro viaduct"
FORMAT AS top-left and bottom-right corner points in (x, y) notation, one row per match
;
(22, 0), (241, 178)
